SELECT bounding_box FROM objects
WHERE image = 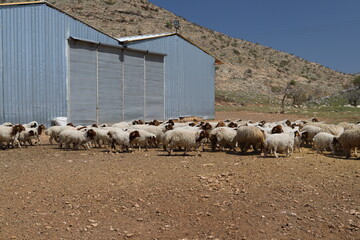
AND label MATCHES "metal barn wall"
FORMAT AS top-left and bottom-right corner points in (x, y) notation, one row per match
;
(124, 35), (215, 119)
(123, 50), (145, 121)
(0, 3), (119, 125)
(97, 45), (123, 124)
